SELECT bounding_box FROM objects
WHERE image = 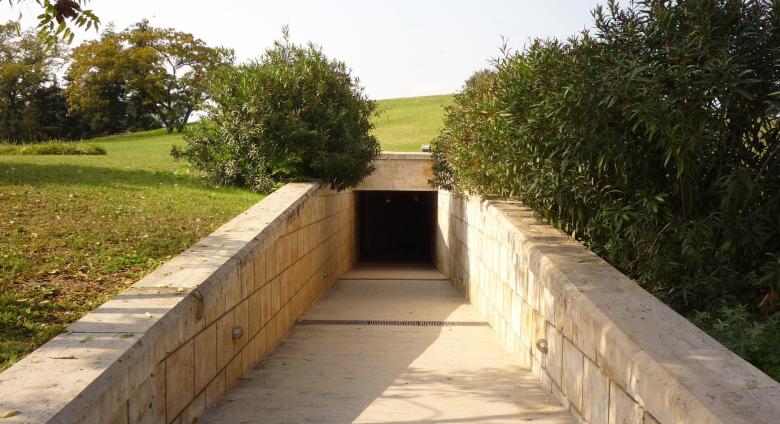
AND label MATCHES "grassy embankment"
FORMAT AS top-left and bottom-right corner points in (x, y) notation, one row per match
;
(0, 94), (452, 370)
(0, 129), (260, 370)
